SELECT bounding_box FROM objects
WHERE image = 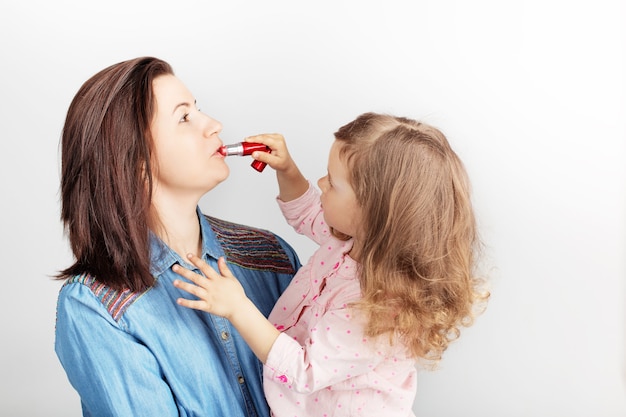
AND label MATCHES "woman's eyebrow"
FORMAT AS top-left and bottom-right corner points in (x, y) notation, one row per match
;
(172, 99), (197, 115)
